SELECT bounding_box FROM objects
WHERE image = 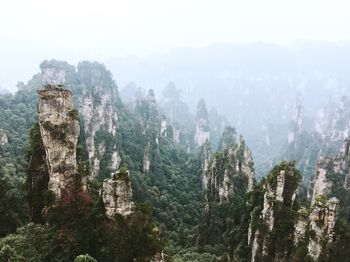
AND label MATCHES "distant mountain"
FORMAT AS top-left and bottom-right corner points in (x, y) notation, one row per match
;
(106, 41), (350, 176)
(106, 41), (350, 131)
